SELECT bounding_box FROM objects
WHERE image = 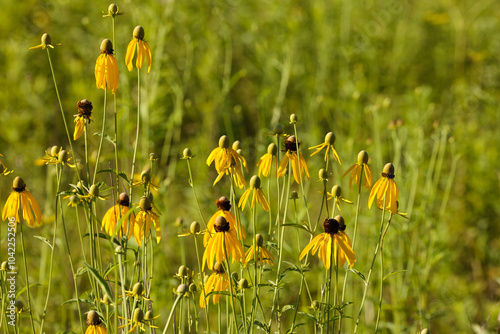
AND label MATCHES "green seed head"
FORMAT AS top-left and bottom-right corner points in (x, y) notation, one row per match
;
(357, 150), (369, 164)
(324, 132), (335, 145)
(174, 216), (183, 227)
(141, 169), (151, 183)
(100, 39), (114, 54)
(50, 145), (59, 156)
(383, 163), (395, 176)
(41, 33), (52, 46)
(132, 282), (144, 296)
(232, 141), (241, 151)
(189, 283), (198, 292)
(289, 113), (299, 124)
(58, 150), (67, 163)
(331, 185), (341, 197)
(267, 143), (277, 156)
(177, 283), (189, 295)
(255, 234), (264, 247)
(12, 176), (26, 191)
(250, 175), (261, 189)
(190, 221), (201, 234)
(108, 4), (118, 15)
(231, 271), (239, 282)
(133, 308), (144, 322)
(89, 184), (99, 197)
(218, 135), (230, 149)
(139, 196), (152, 211)
(290, 191), (299, 199)
(115, 245), (123, 254)
(182, 148), (192, 158)
(144, 310), (154, 321)
(177, 265), (188, 277)
(133, 26), (145, 40)
(319, 168), (328, 180)
(238, 278), (249, 290)
(1, 262), (8, 271)
(101, 294), (112, 305)
(87, 310), (100, 326)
